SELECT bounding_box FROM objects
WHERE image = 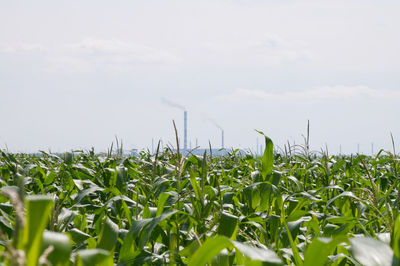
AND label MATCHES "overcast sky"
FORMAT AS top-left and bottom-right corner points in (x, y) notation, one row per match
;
(1, 0), (400, 154)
